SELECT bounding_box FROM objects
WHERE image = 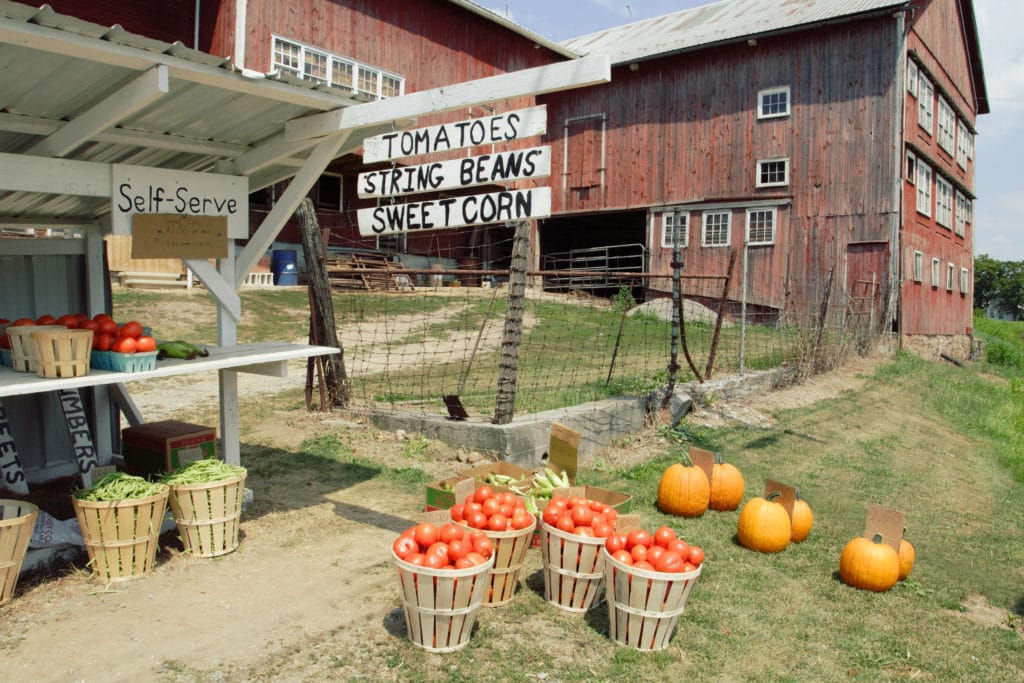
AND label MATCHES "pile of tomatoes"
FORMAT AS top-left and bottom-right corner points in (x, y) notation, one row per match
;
(392, 522), (494, 570)
(604, 525), (705, 574)
(1, 313), (157, 354)
(540, 494), (621, 538)
(450, 485), (535, 532)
